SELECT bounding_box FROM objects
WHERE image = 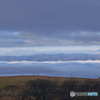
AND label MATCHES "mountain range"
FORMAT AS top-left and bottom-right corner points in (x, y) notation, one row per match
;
(0, 54), (100, 61)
